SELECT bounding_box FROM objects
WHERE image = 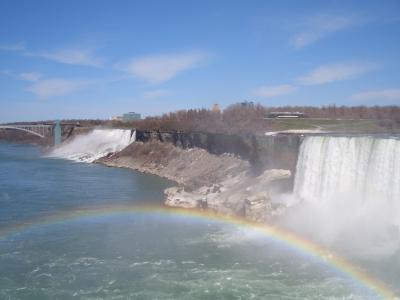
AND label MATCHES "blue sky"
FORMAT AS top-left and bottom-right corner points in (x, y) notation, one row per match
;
(1, 0), (400, 122)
